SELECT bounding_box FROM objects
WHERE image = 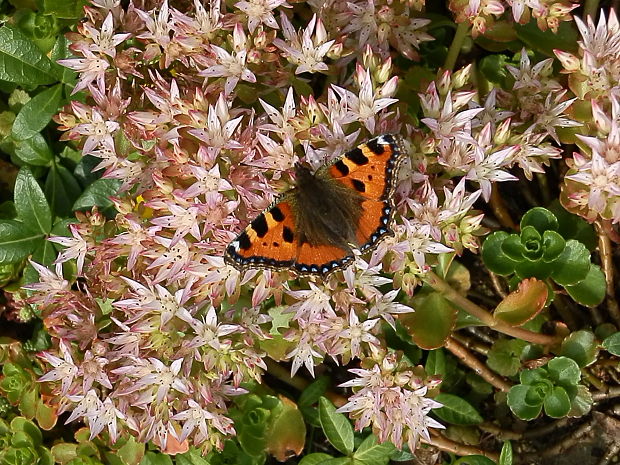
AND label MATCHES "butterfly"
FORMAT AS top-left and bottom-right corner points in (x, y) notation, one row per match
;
(225, 134), (406, 276)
